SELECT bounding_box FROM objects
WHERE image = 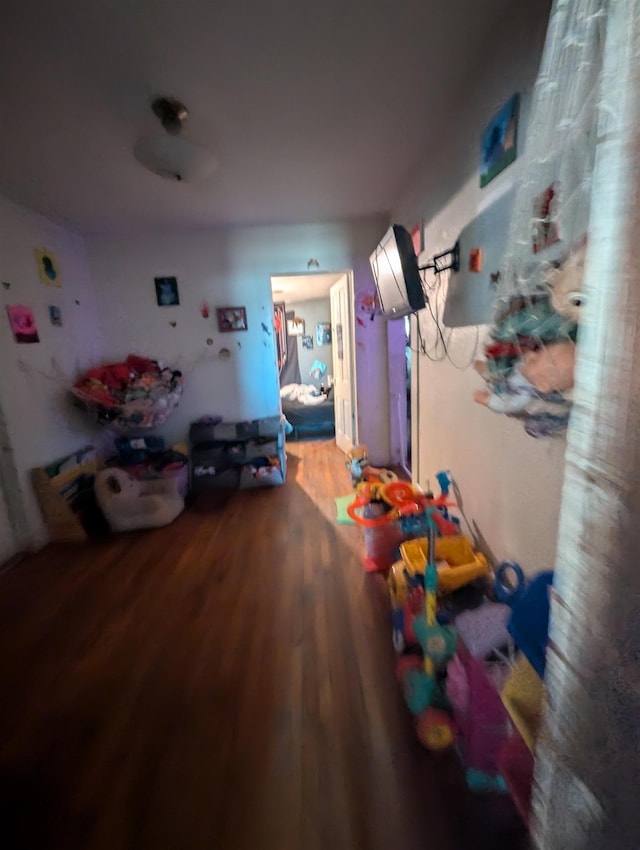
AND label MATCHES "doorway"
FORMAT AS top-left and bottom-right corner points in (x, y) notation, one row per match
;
(270, 270), (358, 451)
